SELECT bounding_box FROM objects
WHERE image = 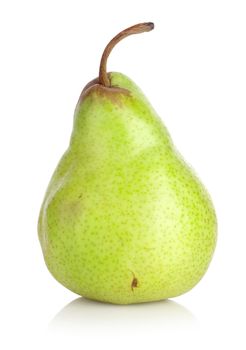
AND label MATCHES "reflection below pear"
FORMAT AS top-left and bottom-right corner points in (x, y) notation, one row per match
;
(49, 297), (197, 334)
